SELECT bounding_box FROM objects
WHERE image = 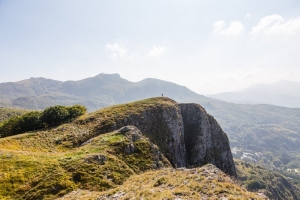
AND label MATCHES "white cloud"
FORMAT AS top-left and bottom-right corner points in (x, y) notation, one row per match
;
(250, 14), (300, 35)
(246, 13), (251, 19)
(147, 46), (166, 57)
(213, 20), (245, 35)
(105, 42), (128, 59)
(213, 20), (226, 34)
